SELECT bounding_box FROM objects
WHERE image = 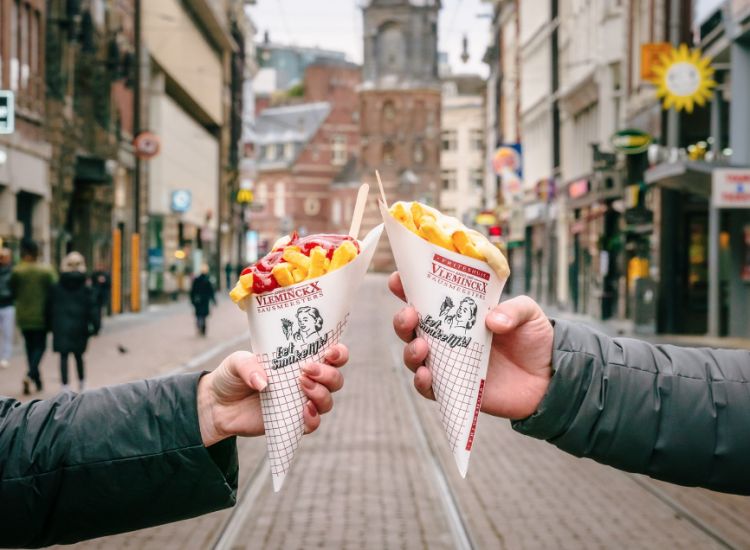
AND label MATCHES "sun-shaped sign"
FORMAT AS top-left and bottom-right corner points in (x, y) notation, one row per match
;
(651, 44), (716, 113)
